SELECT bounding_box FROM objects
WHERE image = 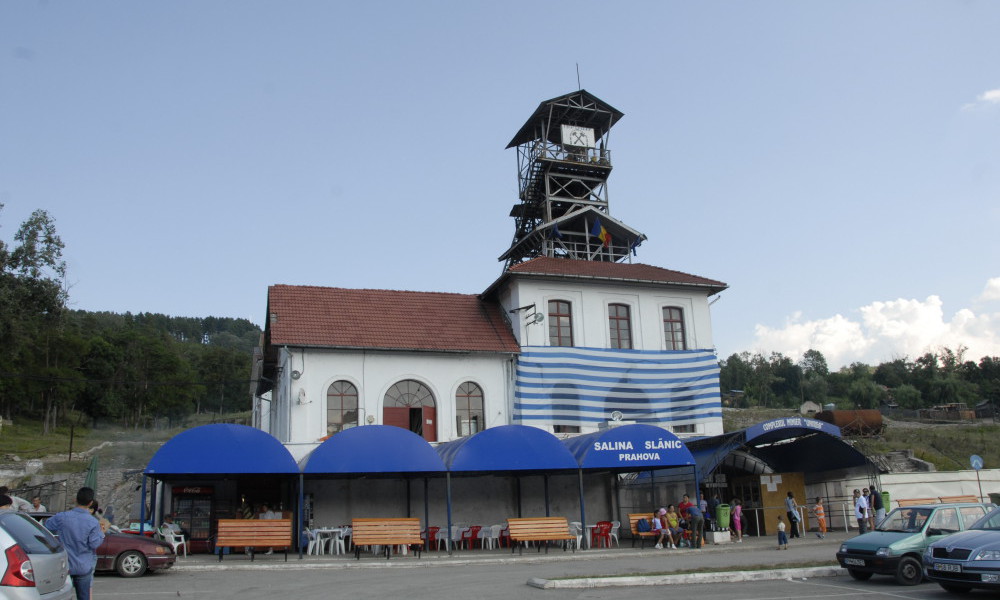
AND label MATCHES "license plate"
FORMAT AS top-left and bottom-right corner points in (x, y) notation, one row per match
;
(844, 558), (865, 566)
(983, 574), (999, 583)
(934, 563), (962, 573)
